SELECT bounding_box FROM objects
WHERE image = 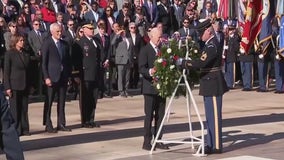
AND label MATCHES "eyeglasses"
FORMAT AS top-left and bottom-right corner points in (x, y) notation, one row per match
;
(79, 31), (83, 33)
(24, 6), (29, 8)
(183, 21), (189, 24)
(10, 25), (17, 28)
(87, 27), (94, 30)
(69, 24), (74, 26)
(0, 20), (4, 22)
(33, 23), (40, 26)
(130, 27), (136, 29)
(44, 2), (49, 5)
(106, 10), (111, 11)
